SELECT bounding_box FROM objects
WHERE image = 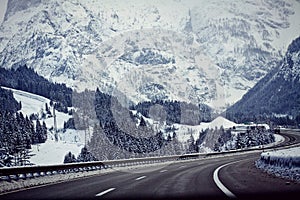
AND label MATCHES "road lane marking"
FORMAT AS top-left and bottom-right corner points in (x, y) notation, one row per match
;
(179, 165), (186, 168)
(160, 170), (168, 173)
(95, 188), (116, 197)
(213, 162), (237, 198)
(135, 176), (146, 181)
